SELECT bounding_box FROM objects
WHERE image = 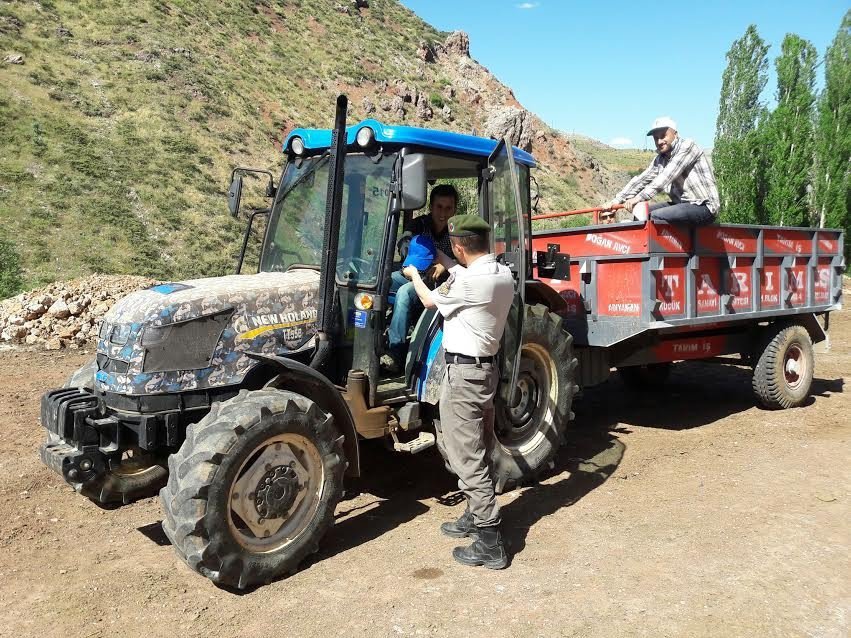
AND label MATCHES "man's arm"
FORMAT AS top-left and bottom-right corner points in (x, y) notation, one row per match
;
(613, 159), (657, 203)
(402, 266), (437, 309)
(635, 139), (701, 201)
